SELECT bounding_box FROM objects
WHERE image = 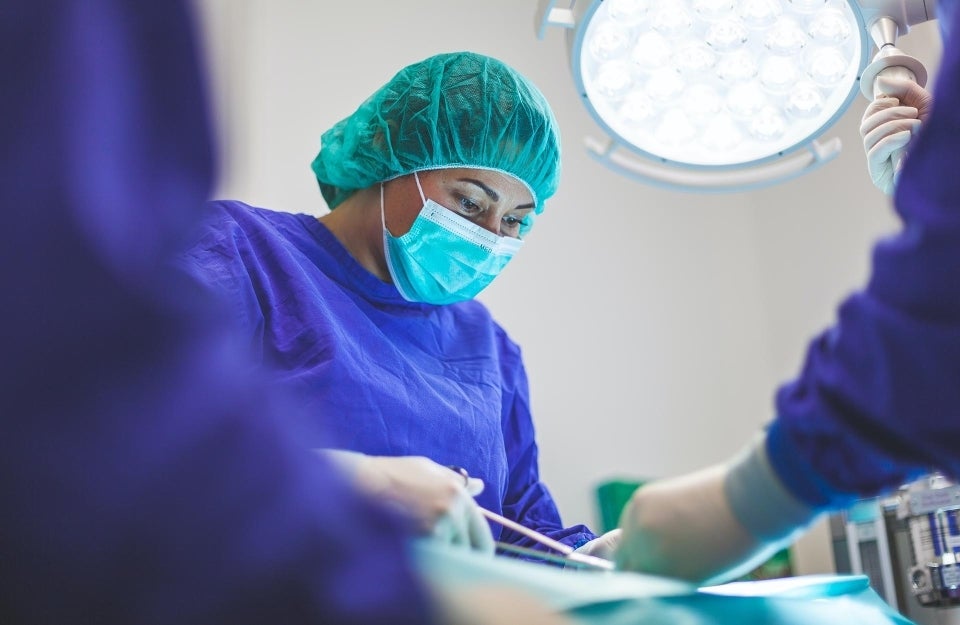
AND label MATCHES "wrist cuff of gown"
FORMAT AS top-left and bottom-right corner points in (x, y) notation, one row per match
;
(723, 432), (821, 542)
